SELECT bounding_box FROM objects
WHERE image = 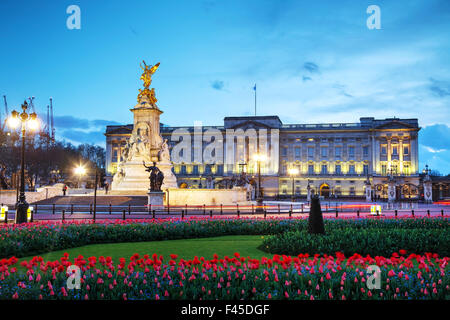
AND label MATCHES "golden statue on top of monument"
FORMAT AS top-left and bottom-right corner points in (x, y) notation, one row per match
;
(138, 60), (160, 105)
